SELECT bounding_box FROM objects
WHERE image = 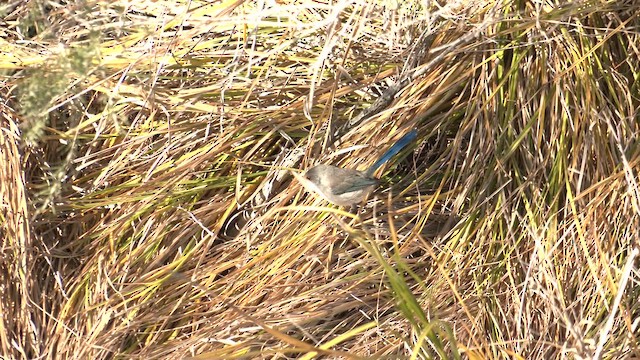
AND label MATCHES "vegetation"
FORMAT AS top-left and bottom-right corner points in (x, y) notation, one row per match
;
(1, 0), (639, 359)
